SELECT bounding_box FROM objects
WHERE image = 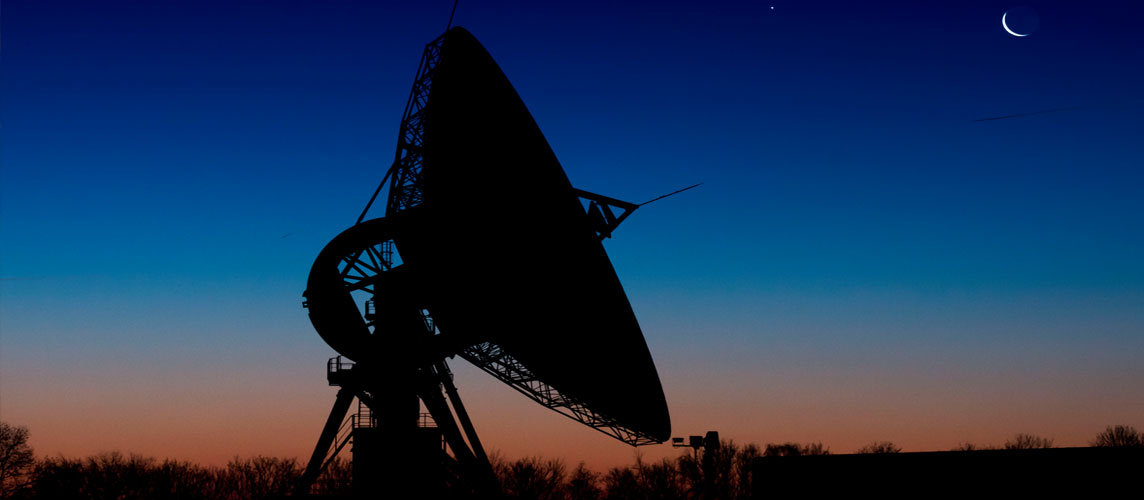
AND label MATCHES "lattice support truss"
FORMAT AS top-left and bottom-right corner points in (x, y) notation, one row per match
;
(338, 241), (395, 293)
(385, 33), (446, 216)
(460, 341), (661, 446)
